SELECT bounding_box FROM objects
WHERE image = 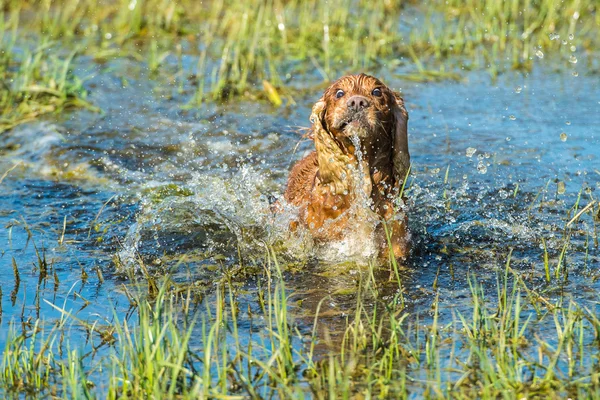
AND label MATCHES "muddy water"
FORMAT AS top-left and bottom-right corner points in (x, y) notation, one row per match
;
(0, 52), (599, 389)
